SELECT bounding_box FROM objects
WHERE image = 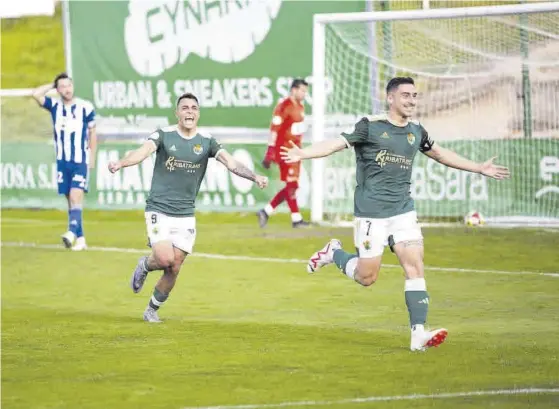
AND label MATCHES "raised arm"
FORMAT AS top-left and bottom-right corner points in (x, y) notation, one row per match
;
(280, 138), (347, 163)
(424, 141), (510, 180)
(424, 143), (481, 173)
(108, 140), (156, 173)
(32, 83), (54, 107)
(281, 117), (369, 163)
(215, 150), (268, 188)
